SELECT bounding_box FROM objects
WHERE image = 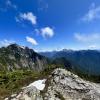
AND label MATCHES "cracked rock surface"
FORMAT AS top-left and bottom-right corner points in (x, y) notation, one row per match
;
(44, 68), (100, 100)
(5, 68), (100, 100)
